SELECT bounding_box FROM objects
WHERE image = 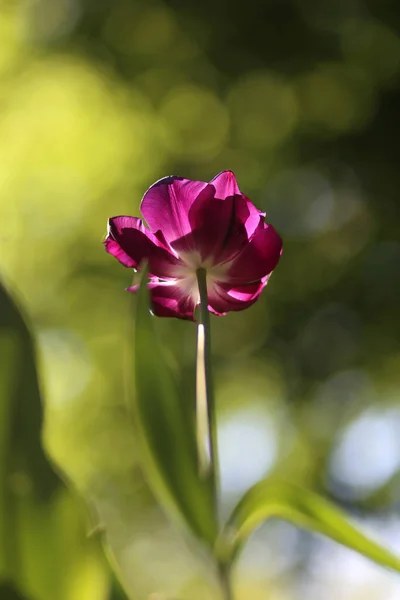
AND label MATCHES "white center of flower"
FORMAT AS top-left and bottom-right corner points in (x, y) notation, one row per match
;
(172, 250), (231, 304)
